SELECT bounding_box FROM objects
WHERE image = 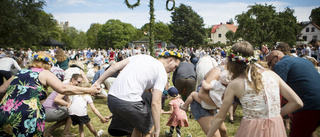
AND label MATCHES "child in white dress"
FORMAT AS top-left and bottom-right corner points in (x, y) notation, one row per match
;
(68, 83), (107, 137)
